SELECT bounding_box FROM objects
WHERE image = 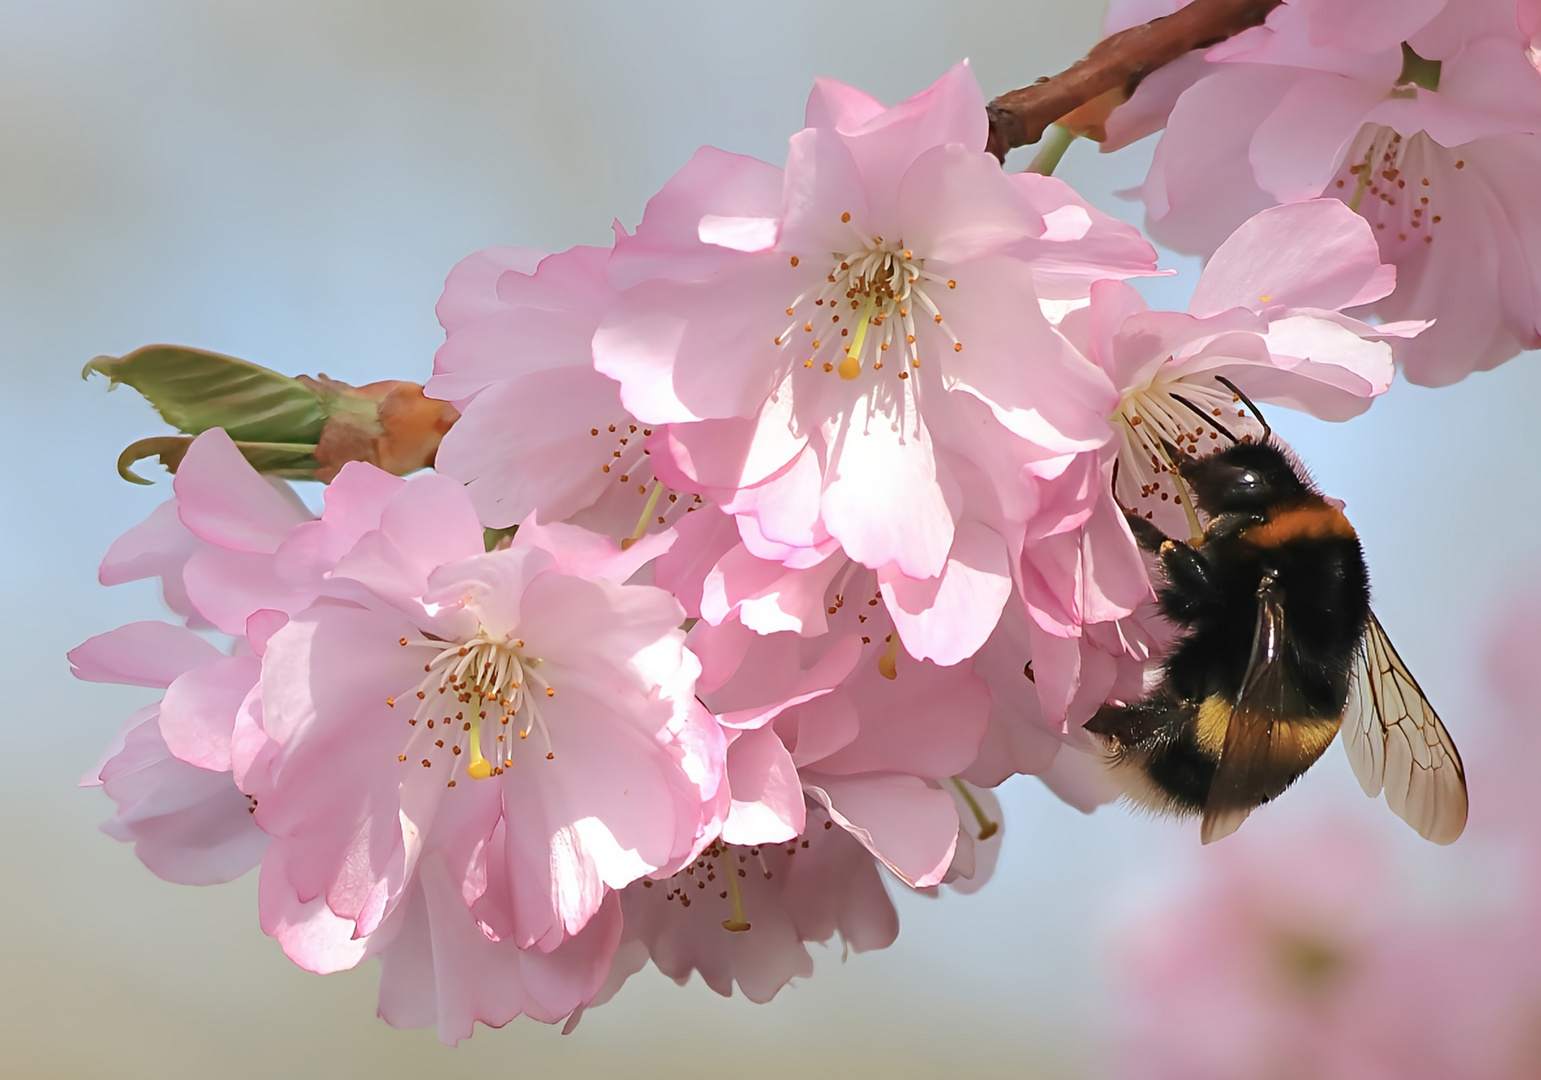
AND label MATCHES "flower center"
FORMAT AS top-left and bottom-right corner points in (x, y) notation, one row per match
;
(1113, 374), (1261, 530)
(638, 808), (838, 930)
(818, 557), (909, 678)
(590, 420), (650, 481)
(585, 419), (705, 544)
(1332, 125), (1448, 258)
(391, 631), (556, 785)
(777, 217), (961, 383)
